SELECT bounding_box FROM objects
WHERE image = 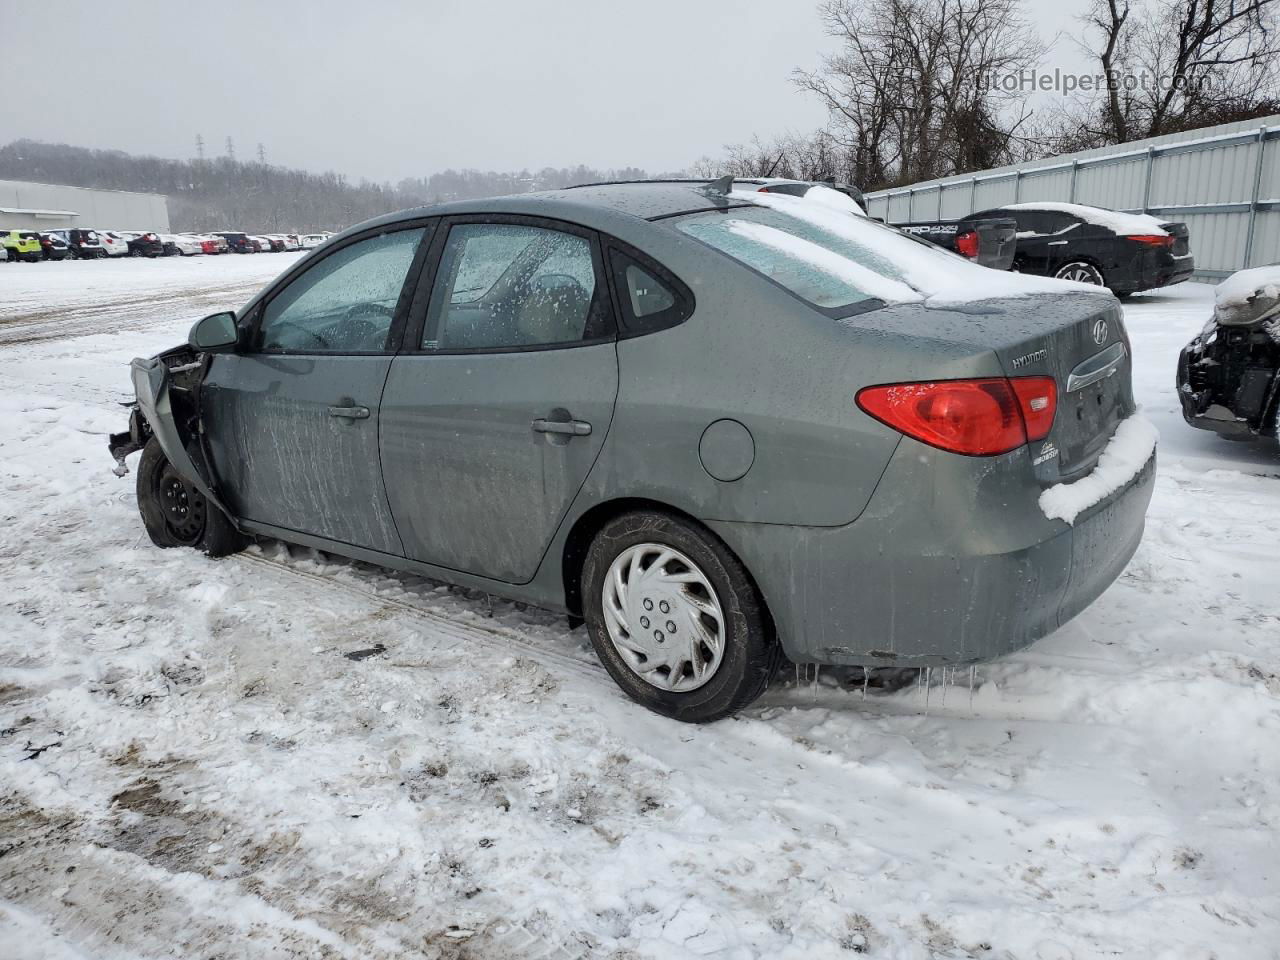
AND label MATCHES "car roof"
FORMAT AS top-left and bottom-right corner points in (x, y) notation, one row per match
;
(348, 181), (755, 237)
